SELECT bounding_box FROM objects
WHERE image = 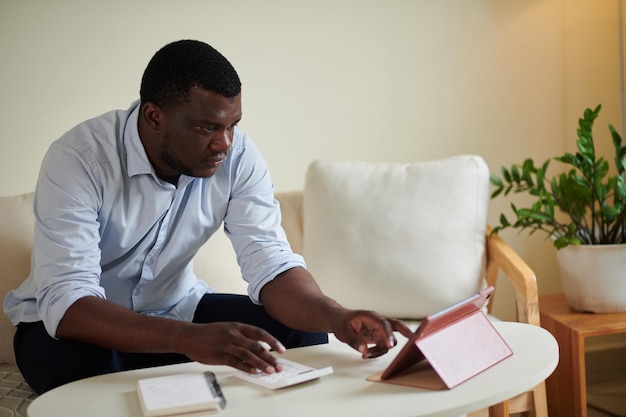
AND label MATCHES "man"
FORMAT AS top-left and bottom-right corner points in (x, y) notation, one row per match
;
(3, 39), (412, 394)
